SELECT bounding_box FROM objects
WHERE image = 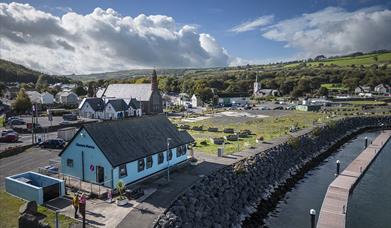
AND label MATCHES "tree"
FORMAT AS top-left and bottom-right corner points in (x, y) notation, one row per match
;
(73, 86), (87, 96)
(35, 74), (48, 92)
(87, 81), (96, 97)
(12, 88), (32, 114)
